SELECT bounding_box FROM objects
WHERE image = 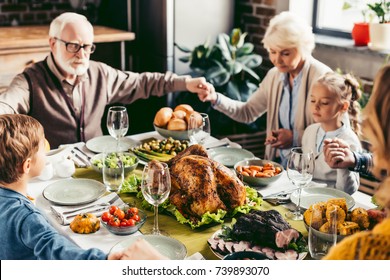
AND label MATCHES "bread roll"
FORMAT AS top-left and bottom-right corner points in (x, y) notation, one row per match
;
(154, 107), (173, 128)
(172, 110), (187, 120)
(185, 111), (203, 128)
(174, 104), (194, 114)
(167, 118), (187, 131)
